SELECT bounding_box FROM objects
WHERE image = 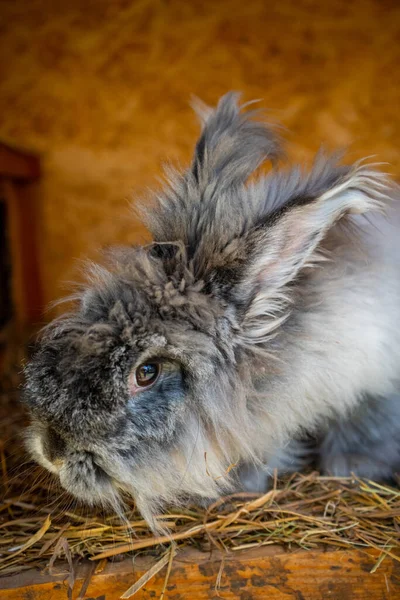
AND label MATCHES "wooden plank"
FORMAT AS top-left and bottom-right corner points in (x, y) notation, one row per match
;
(0, 143), (40, 181)
(11, 180), (43, 324)
(1, 180), (26, 329)
(1, 179), (43, 327)
(0, 546), (398, 599)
